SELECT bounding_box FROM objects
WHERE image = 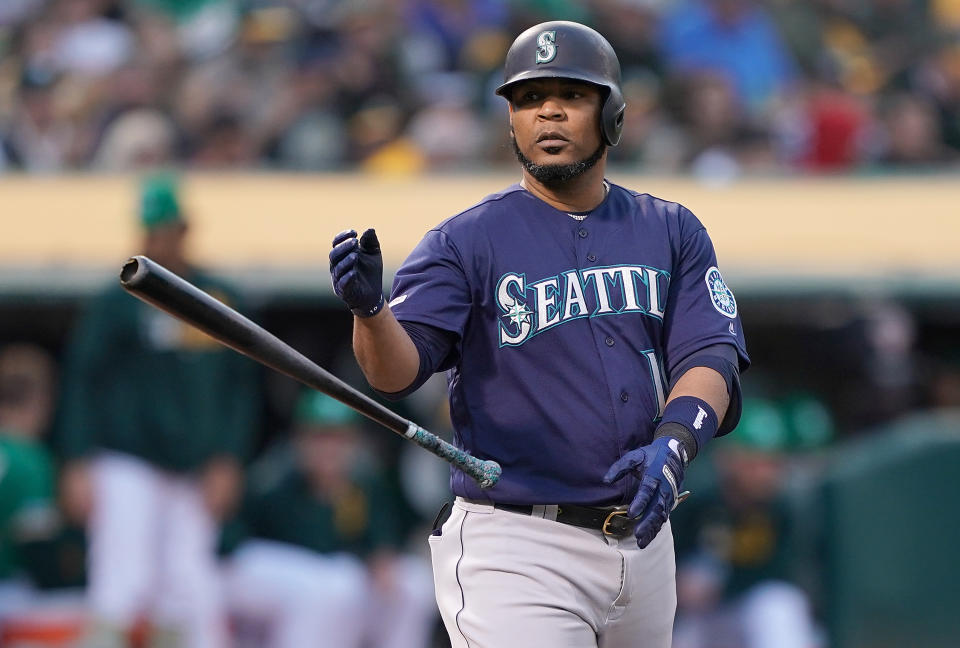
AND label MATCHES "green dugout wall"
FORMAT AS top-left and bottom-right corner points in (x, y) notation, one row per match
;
(821, 411), (960, 648)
